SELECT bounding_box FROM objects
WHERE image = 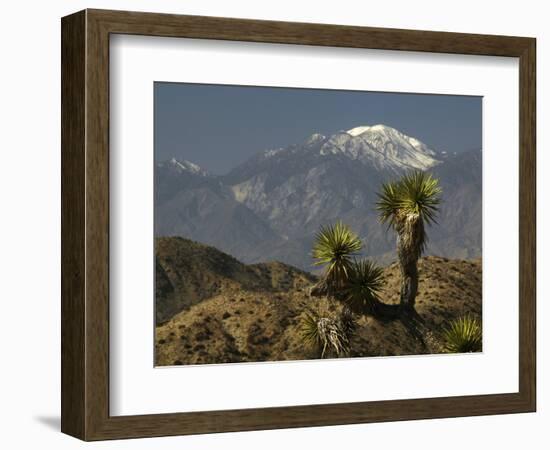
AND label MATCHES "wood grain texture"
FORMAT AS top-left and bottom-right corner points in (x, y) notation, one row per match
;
(84, 10), (111, 439)
(61, 8), (537, 441)
(61, 10), (86, 439)
(89, 8), (532, 56)
(518, 38), (536, 409)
